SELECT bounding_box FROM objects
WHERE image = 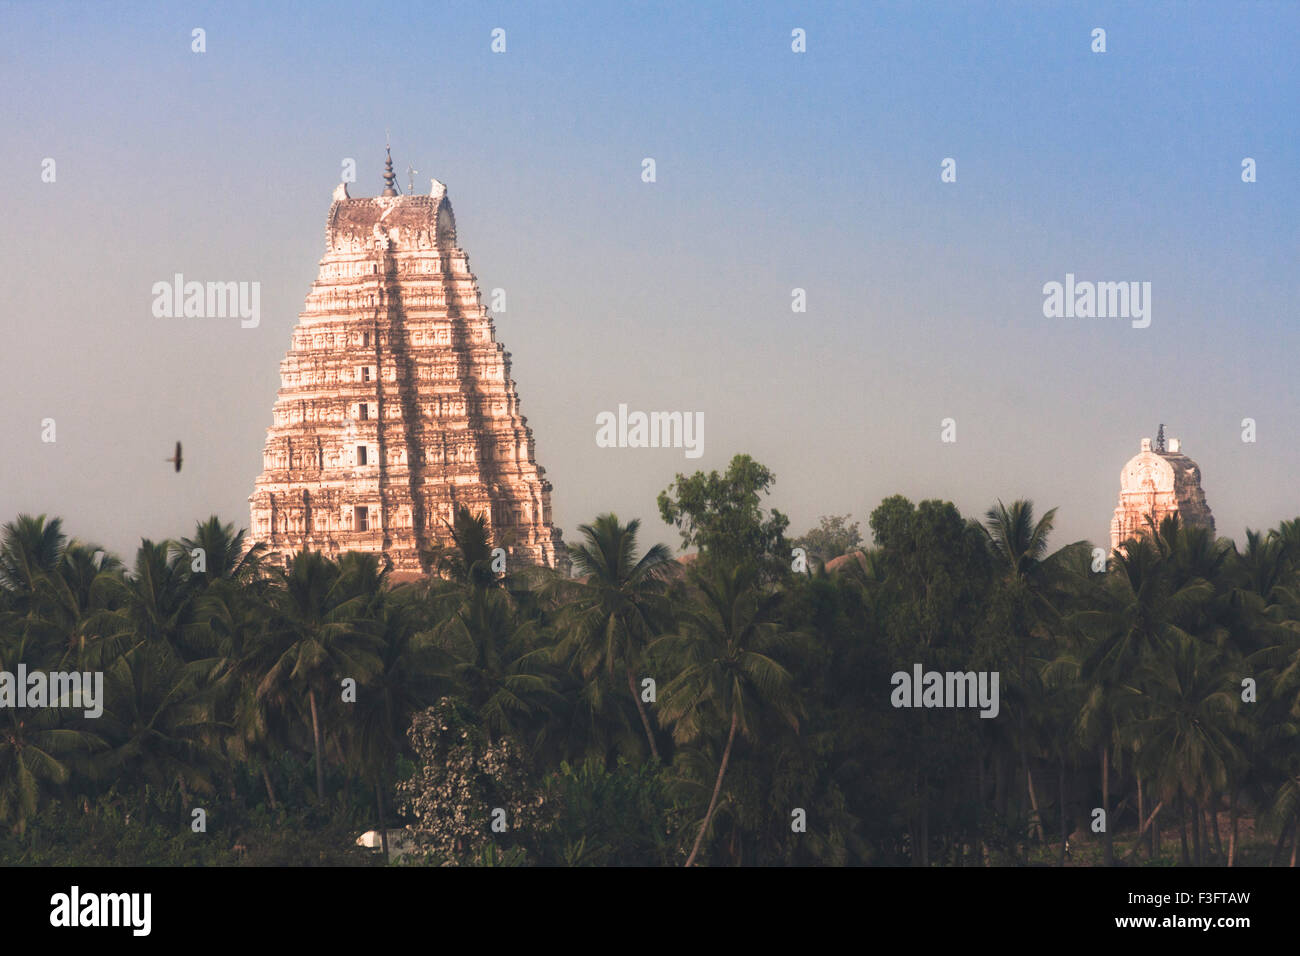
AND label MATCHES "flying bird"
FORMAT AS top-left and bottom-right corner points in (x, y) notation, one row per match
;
(165, 441), (183, 473)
